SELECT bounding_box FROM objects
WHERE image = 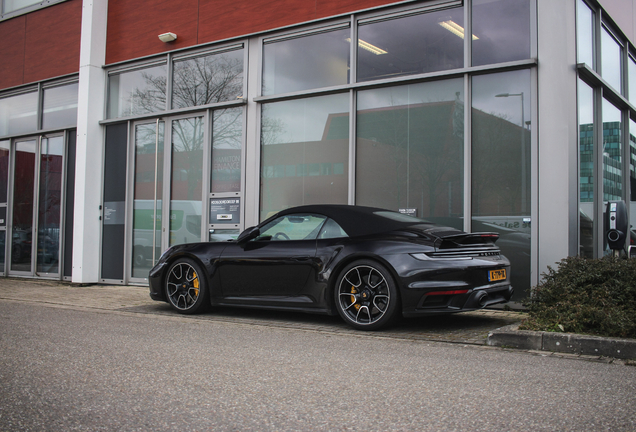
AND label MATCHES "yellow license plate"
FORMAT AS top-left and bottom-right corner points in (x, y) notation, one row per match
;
(489, 269), (506, 282)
